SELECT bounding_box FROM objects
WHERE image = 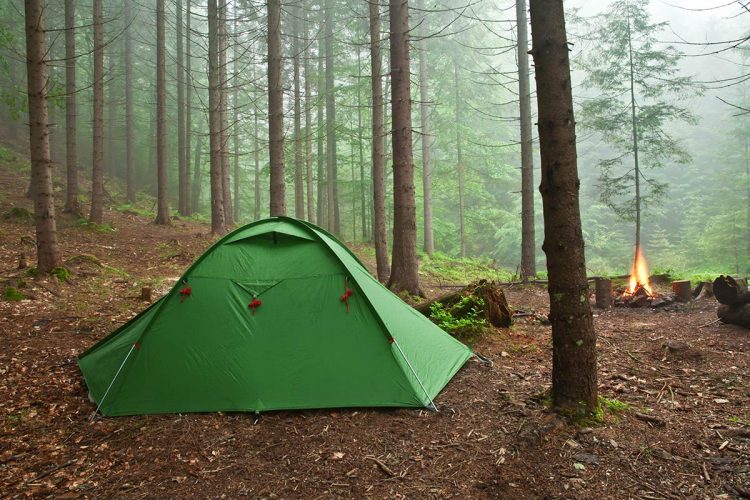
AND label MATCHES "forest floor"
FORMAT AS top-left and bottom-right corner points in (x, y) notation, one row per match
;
(1, 150), (749, 499)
